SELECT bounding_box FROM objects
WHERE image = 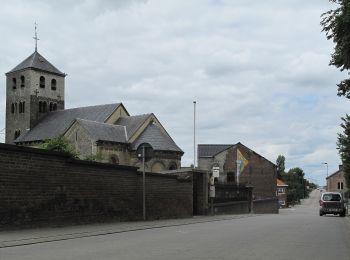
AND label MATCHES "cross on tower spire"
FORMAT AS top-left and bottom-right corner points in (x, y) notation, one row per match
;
(33, 22), (39, 52)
